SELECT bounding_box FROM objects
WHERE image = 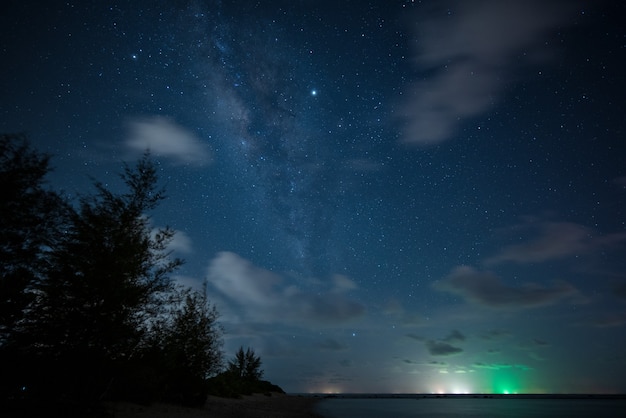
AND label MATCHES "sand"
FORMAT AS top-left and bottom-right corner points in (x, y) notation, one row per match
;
(106, 394), (324, 418)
